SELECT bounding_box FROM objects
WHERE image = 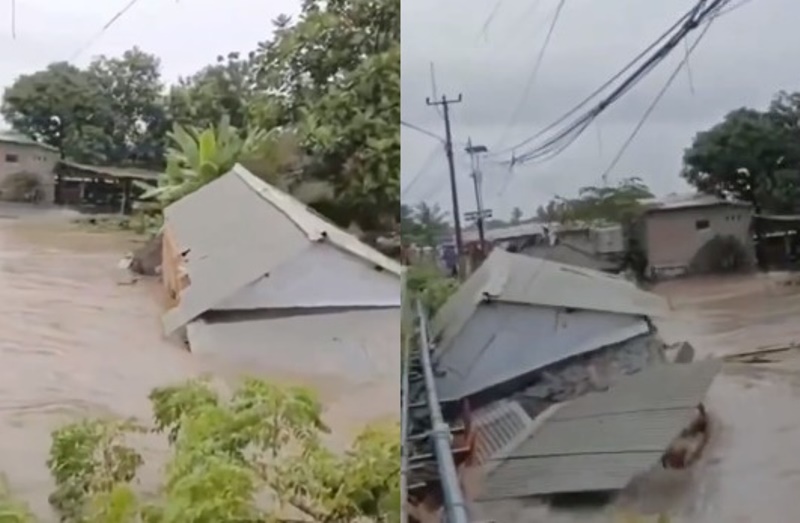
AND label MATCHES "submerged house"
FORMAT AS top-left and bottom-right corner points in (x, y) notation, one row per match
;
(159, 164), (402, 383)
(423, 249), (718, 519)
(430, 248), (669, 409)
